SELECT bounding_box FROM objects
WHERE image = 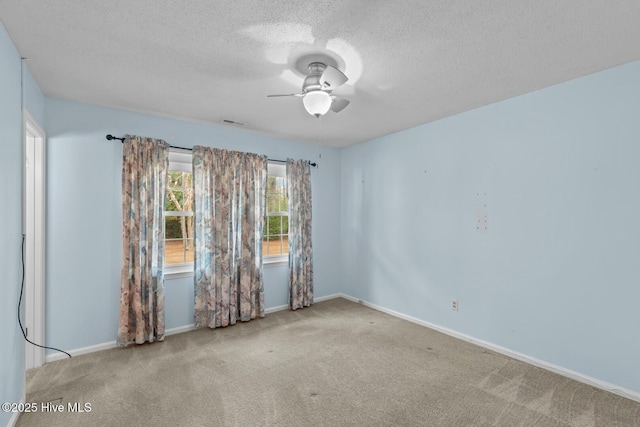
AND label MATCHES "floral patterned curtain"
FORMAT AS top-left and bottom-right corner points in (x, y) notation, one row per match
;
(118, 135), (169, 346)
(193, 146), (267, 328)
(287, 159), (313, 310)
